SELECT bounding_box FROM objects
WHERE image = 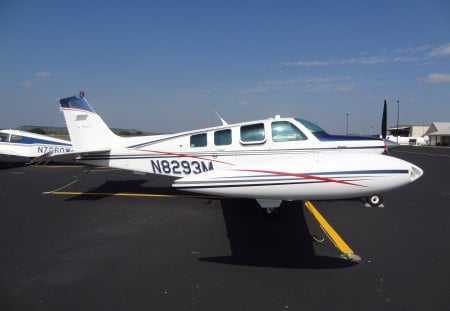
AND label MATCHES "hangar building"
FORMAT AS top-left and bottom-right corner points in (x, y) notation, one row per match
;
(423, 122), (450, 146)
(388, 125), (429, 138)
